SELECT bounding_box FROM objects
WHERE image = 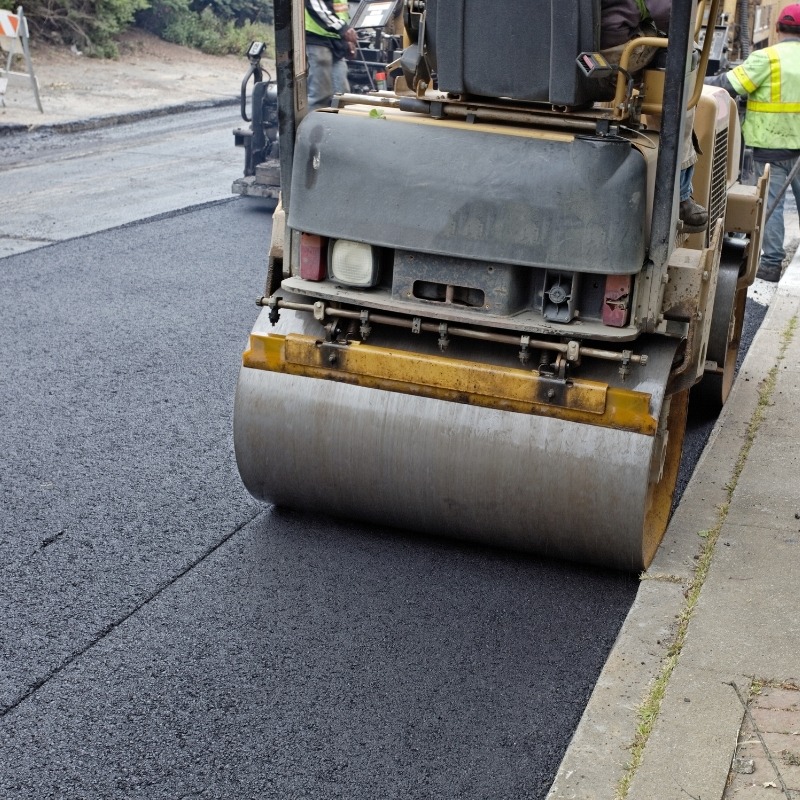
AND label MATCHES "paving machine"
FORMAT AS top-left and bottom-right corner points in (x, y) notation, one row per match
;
(233, 0), (768, 571)
(232, 0), (403, 198)
(232, 40), (281, 198)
